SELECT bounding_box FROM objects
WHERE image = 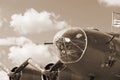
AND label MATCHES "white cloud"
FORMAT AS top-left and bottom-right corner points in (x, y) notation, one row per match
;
(10, 8), (70, 34)
(0, 71), (9, 80)
(98, 0), (120, 7)
(8, 43), (59, 67)
(0, 37), (33, 46)
(0, 36), (59, 68)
